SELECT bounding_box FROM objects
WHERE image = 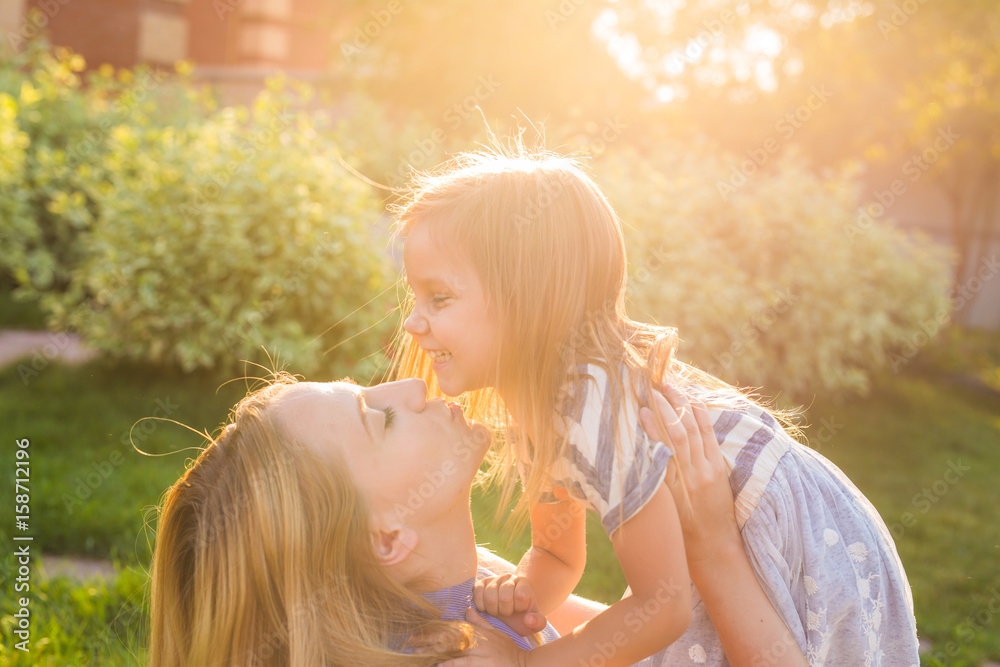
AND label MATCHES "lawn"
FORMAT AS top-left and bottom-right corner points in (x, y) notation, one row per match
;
(1, 343), (998, 665)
